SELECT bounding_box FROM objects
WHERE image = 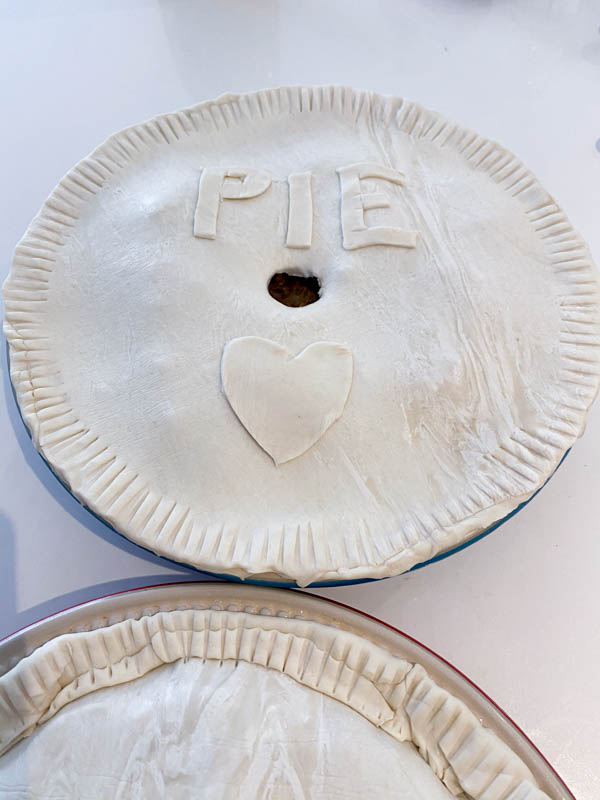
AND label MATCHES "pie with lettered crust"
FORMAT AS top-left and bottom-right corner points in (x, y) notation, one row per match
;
(4, 86), (599, 585)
